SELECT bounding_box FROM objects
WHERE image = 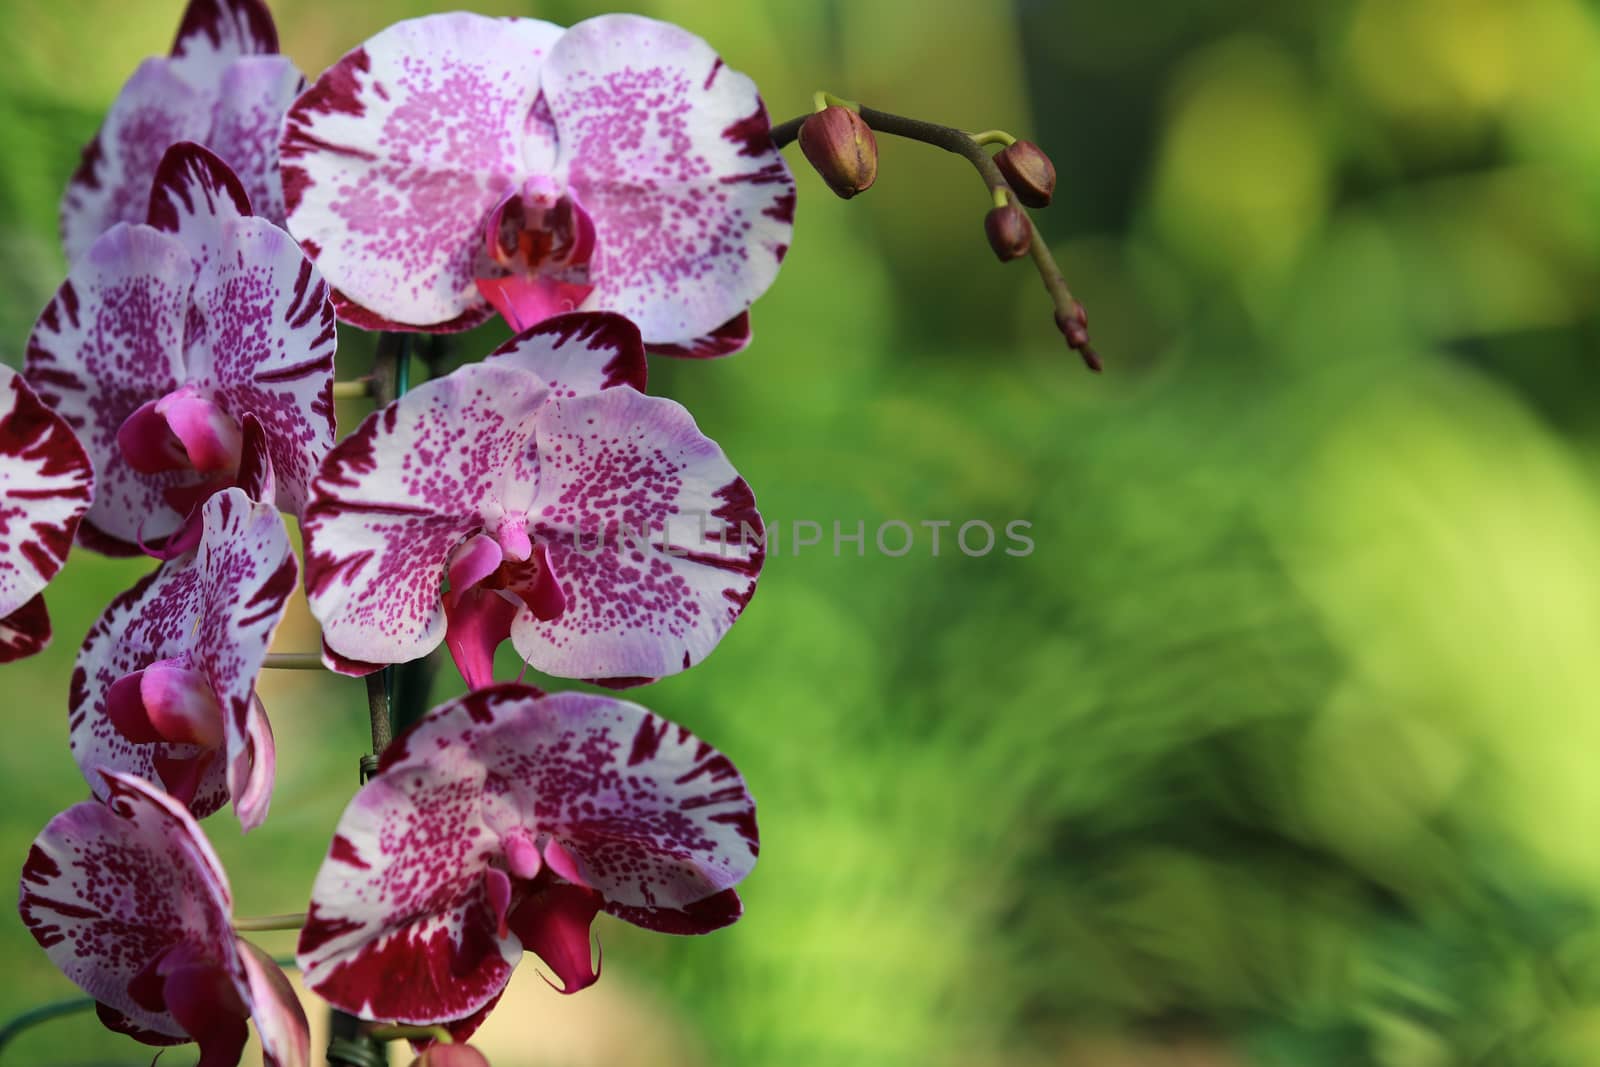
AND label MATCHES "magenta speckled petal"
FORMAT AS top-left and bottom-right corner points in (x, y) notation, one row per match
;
(18, 770), (238, 1043)
(0, 366), (94, 623)
(71, 489), (297, 829)
(237, 940), (311, 1067)
(303, 364), (548, 667)
(60, 60), (212, 265)
(168, 0), (278, 86)
(186, 216), (336, 517)
(281, 14), (564, 327)
(519, 387), (764, 680)
(208, 57), (305, 226)
(147, 142), (252, 262)
(487, 312), (647, 398)
(299, 685), (756, 1021)
(26, 223), (195, 549)
(541, 15), (794, 346)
